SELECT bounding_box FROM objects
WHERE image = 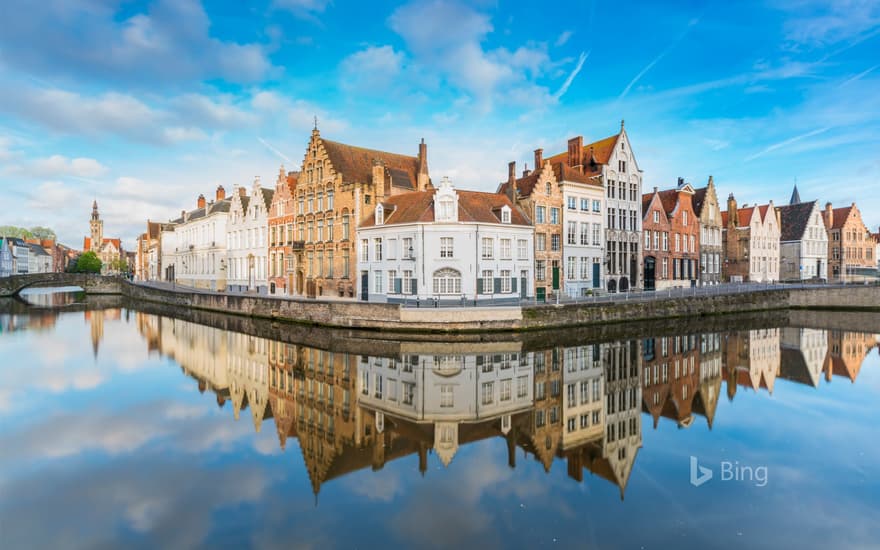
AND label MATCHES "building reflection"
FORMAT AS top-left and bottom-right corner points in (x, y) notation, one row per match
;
(127, 312), (877, 502)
